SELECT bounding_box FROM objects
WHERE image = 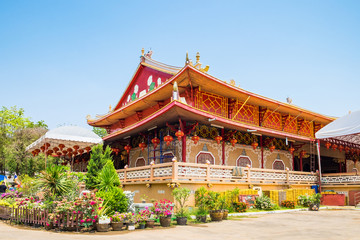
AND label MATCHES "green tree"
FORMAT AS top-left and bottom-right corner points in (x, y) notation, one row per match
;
(85, 145), (112, 189)
(97, 159), (120, 191)
(92, 127), (108, 138)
